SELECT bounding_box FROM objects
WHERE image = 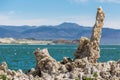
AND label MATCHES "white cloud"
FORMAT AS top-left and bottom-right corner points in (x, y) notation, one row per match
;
(0, 14), (95, 26)
(97, 0), (120, 3)
(8, 11), (15, 15)
(70, 0), (120, 4)
(0, 14), (120, 29)
(0, 15), (46, 26)
(99, 0), (105, 3)
(73, 0), (88, 3)
(104, 19), (120, 29)
(68, 0), (88, 4)
(107, 0), (120, 3)
(0, 15), (9, 20)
